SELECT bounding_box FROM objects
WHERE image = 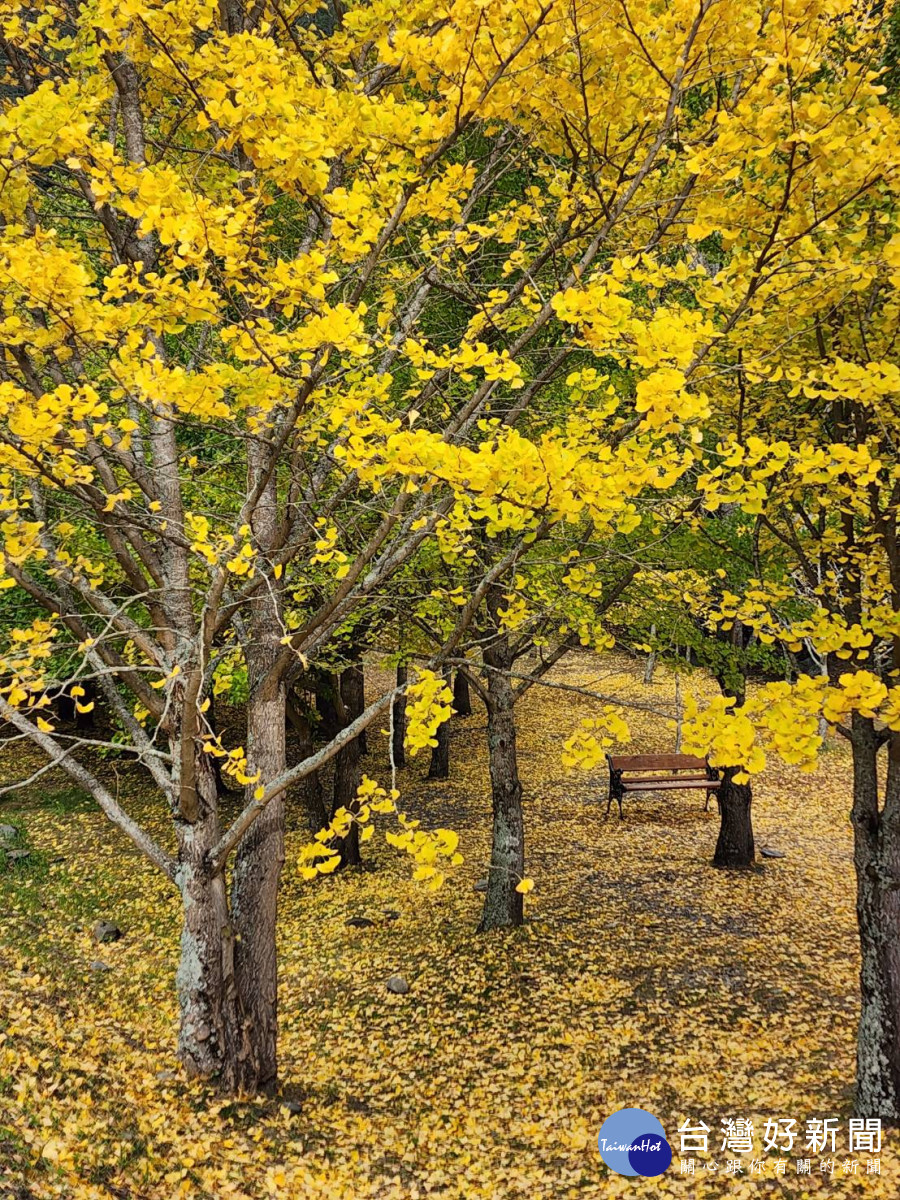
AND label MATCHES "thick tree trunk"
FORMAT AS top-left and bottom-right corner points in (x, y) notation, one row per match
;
(391, 664), (407, 769)
(480, 631), (524, 931)
(228, 455), (286, 1094)
(428, 669), (451, 779)
(712, 766), (755, 868)
(175, 757), (240, 1084)
(453, 669), (472, 717)
(332, 744), (362, 866)
(229, 679), (285, 1093)
(851, 716), (900, 1118)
